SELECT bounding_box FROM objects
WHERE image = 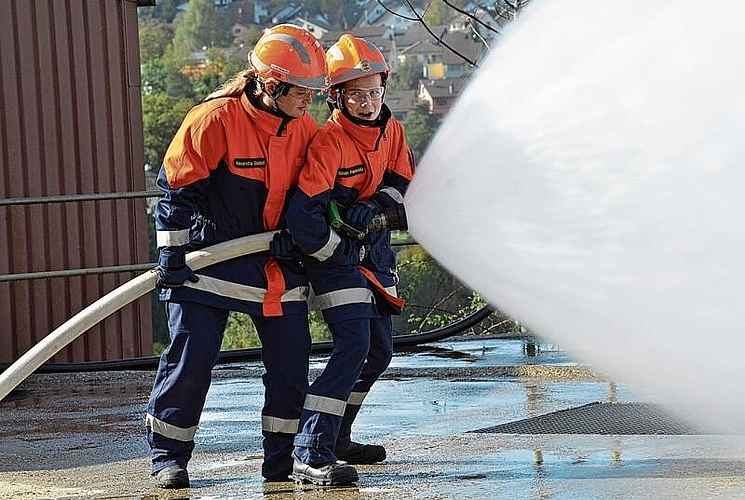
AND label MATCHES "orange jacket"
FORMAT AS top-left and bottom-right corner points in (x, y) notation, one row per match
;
(297, 107), (413, 201)
(154, 92), (319, 316)
(286, 105), (414, 322)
